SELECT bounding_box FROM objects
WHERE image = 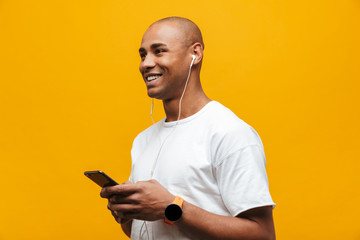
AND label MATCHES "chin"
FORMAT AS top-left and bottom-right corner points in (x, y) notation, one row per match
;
(147, 91), (162, 100)
(147, 88), (172, 101)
